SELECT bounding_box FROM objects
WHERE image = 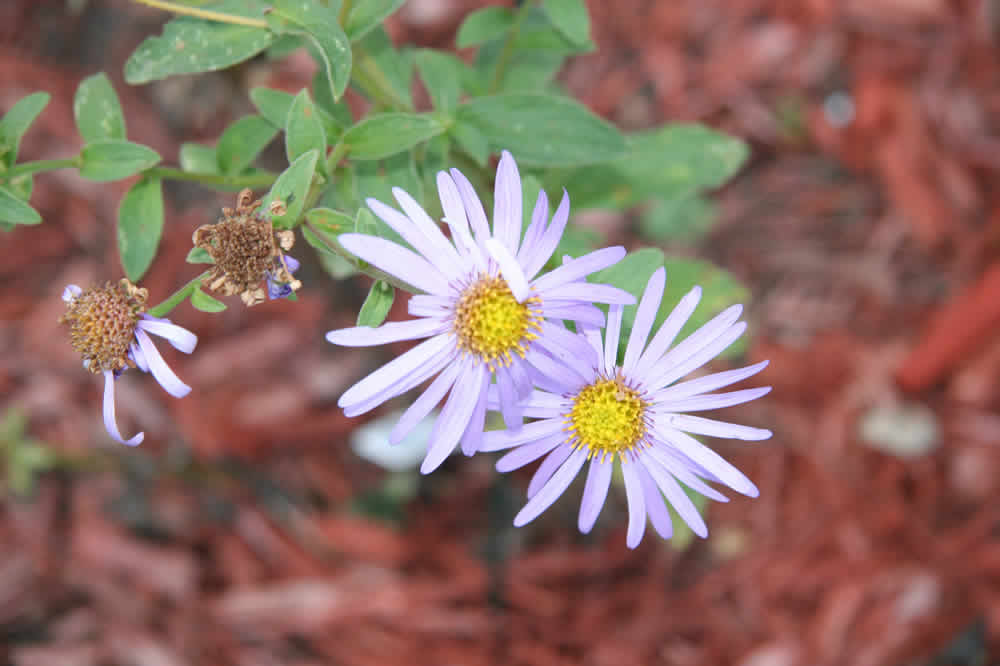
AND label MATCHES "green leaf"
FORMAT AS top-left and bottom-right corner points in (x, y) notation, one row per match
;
(186, 246), (214, 264)
(353, 27), (412, 109)
(79, 140), (161, 182)
(0, 185), (41, 225)
(268, 0), (352, 101)
(356, 152), (423, 215)
(303, 207), (359, 277)
(449, 122), (489, 167)
(414, 50), (463, 111)
(117, 177), (164, 281)
(456, 7), (514, 48)
(124, 14), (273, 84)
(263, 149), (318, 228)
(455, 94), (625, 166)
(345, 0), (406, 41)
(306, 206), (352, 235)
(356, 280), (394, 326)
(639, 194), (715, 243)
(0, 92), (49, 167)
(556, 124), (749, 210)
(252, 86), (343, 142)
(311, 69), (354, 128)
(216, 115), (277, 174)
(541, 0), (592, 48)
(179, 142), (218, 173)
(285, 90), (327, 167)
(73, 73), (126, 143)
(341, 112), (447, 161)
(190, 287), (227, 312)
